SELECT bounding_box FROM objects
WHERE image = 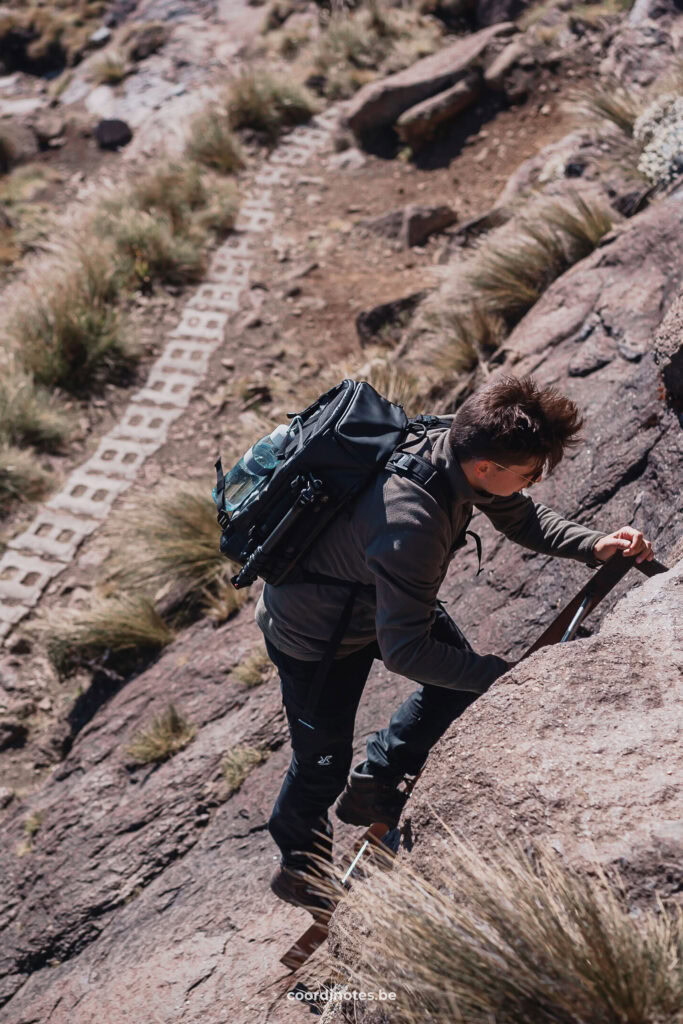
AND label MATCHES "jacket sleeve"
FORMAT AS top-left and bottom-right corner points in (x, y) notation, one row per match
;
(364, 496), (509, 695)
(476, 491), (606, 566)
